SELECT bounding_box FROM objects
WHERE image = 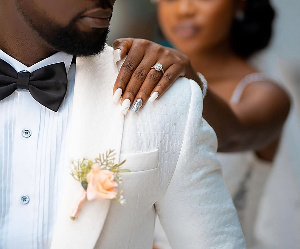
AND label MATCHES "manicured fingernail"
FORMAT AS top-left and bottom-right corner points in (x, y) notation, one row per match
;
(149, 92), (159, 103)
(113, 88), (122, 104)
(131, 99), (143, 112)
(121, 99), (131, 115)
(113, 48), (122, 63)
